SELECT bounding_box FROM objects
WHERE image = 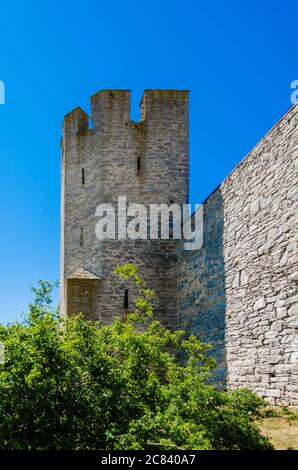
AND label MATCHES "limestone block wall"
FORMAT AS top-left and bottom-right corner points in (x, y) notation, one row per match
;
(177, 105), (298, 405)
(60, 89), (189, 326)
